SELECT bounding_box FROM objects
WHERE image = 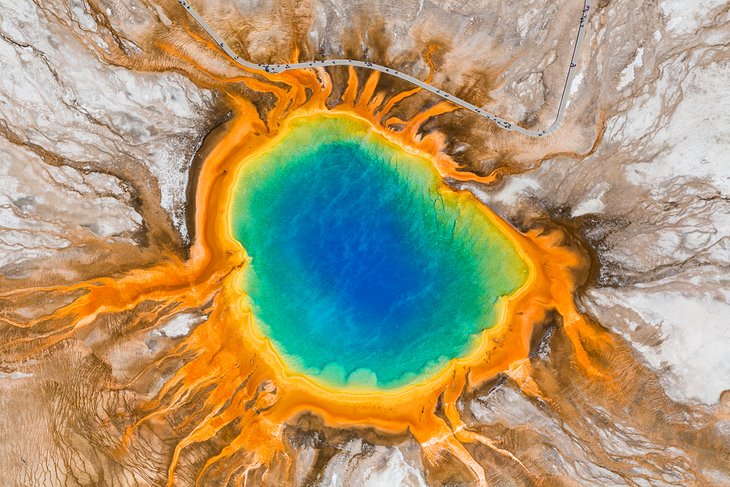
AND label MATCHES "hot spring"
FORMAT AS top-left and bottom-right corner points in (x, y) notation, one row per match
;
(230, 114), (528, 389)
